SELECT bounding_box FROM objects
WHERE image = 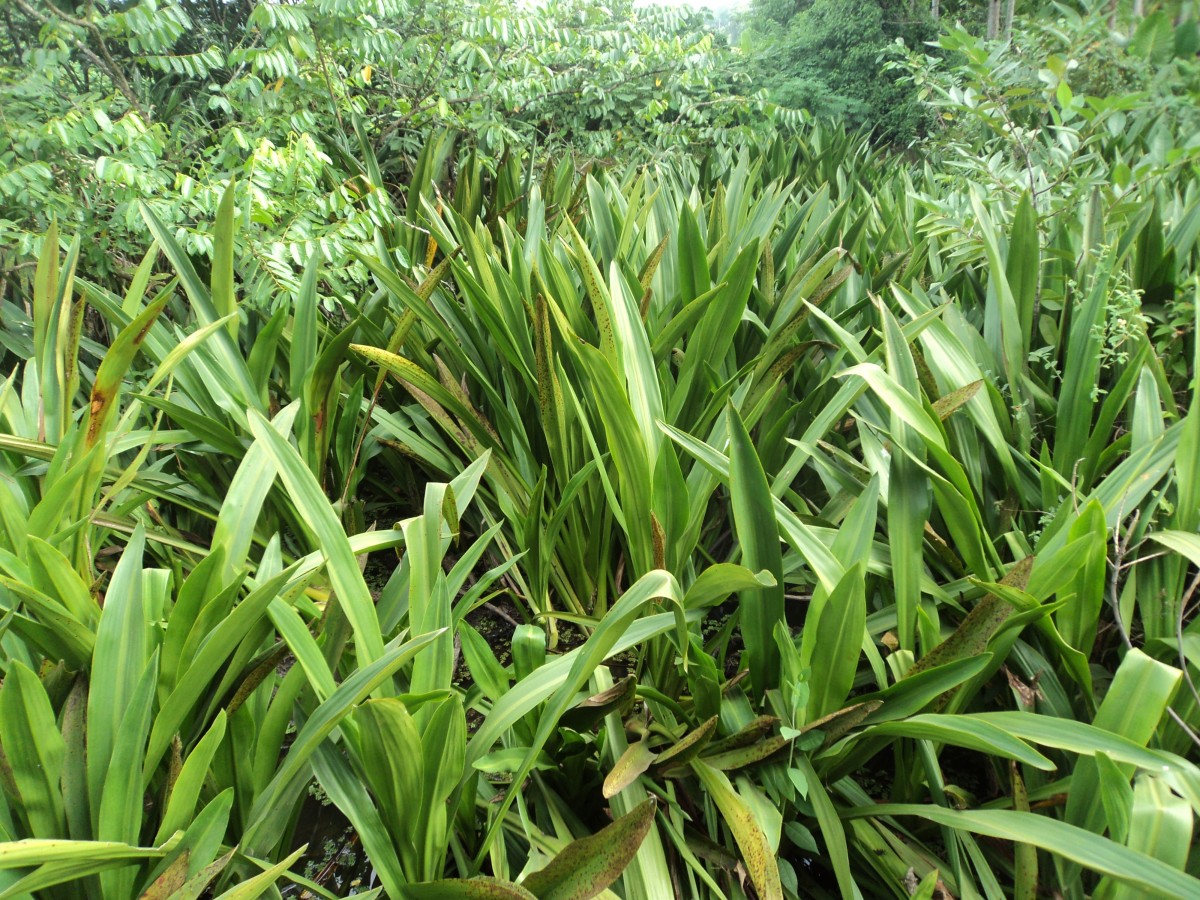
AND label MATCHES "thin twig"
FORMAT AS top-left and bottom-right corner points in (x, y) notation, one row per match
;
(1175, 571), (1200, 717)
(1106, 509), (1138, 651)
